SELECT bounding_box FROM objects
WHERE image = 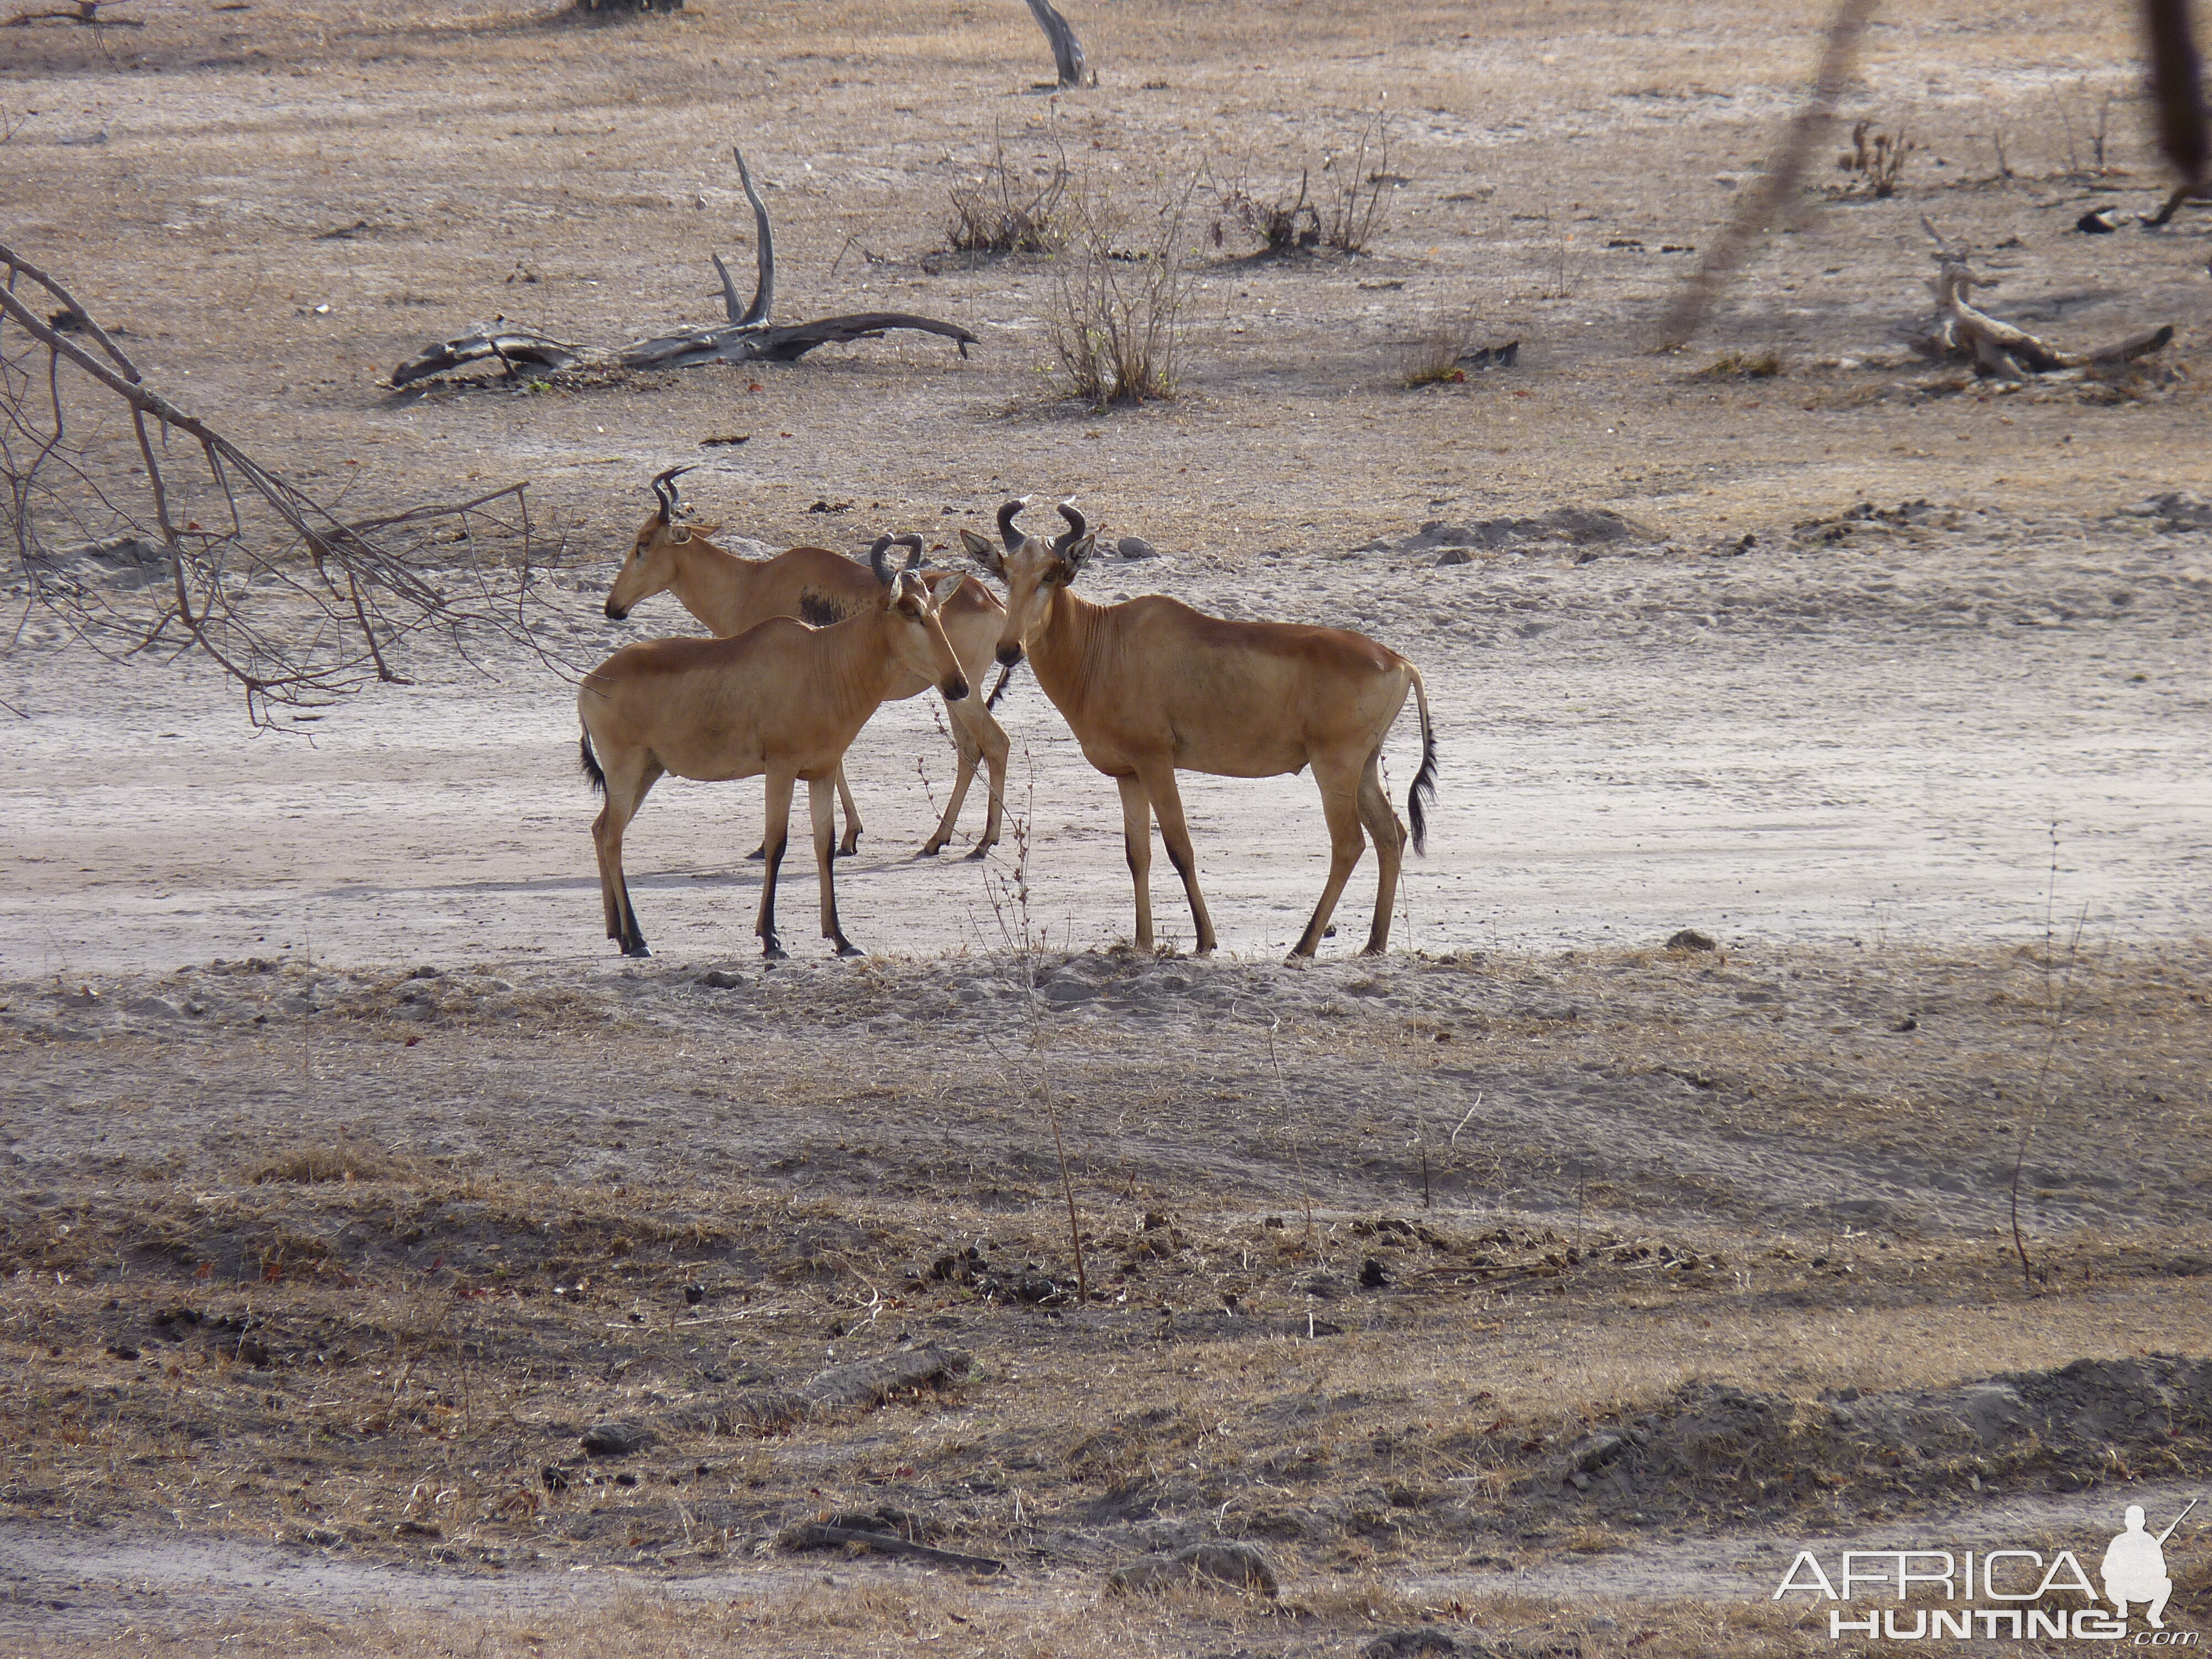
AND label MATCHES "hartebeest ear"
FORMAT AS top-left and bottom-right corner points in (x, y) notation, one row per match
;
(1056, 535), (1095, 582)
(669, 525), (693, 545)
(928, 572), (963, 609)
(958, 529), (1004, 578)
